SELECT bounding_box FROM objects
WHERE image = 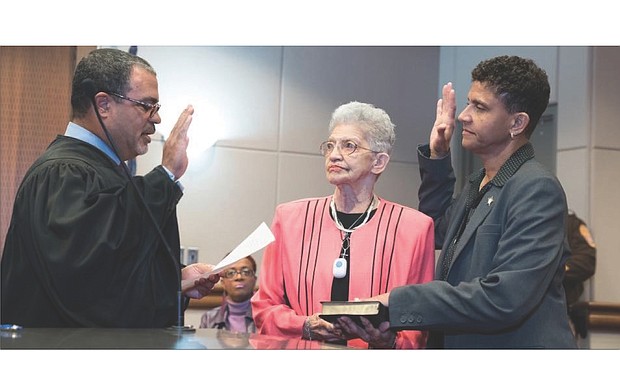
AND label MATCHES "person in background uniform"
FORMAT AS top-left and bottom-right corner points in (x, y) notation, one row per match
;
(335, 55), (577, 349)
(251, 101), (435, 349)
(564, 210), (596, 338)
(200, 255), (257, 333)
(564, 211), (596, 306)
(1, 48), (219, 328)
